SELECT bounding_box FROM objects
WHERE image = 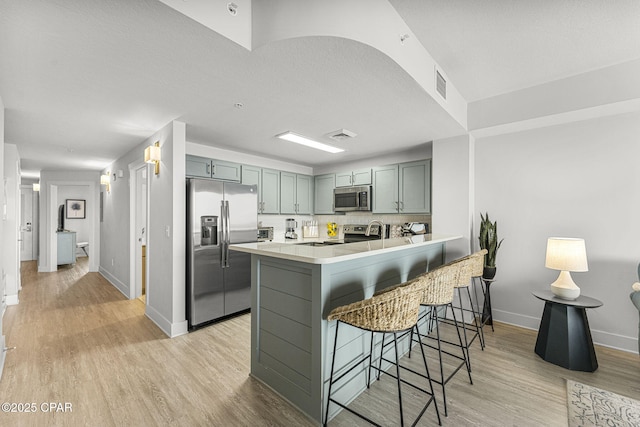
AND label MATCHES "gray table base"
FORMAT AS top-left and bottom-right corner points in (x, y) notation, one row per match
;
(534, 301), (598, 372)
